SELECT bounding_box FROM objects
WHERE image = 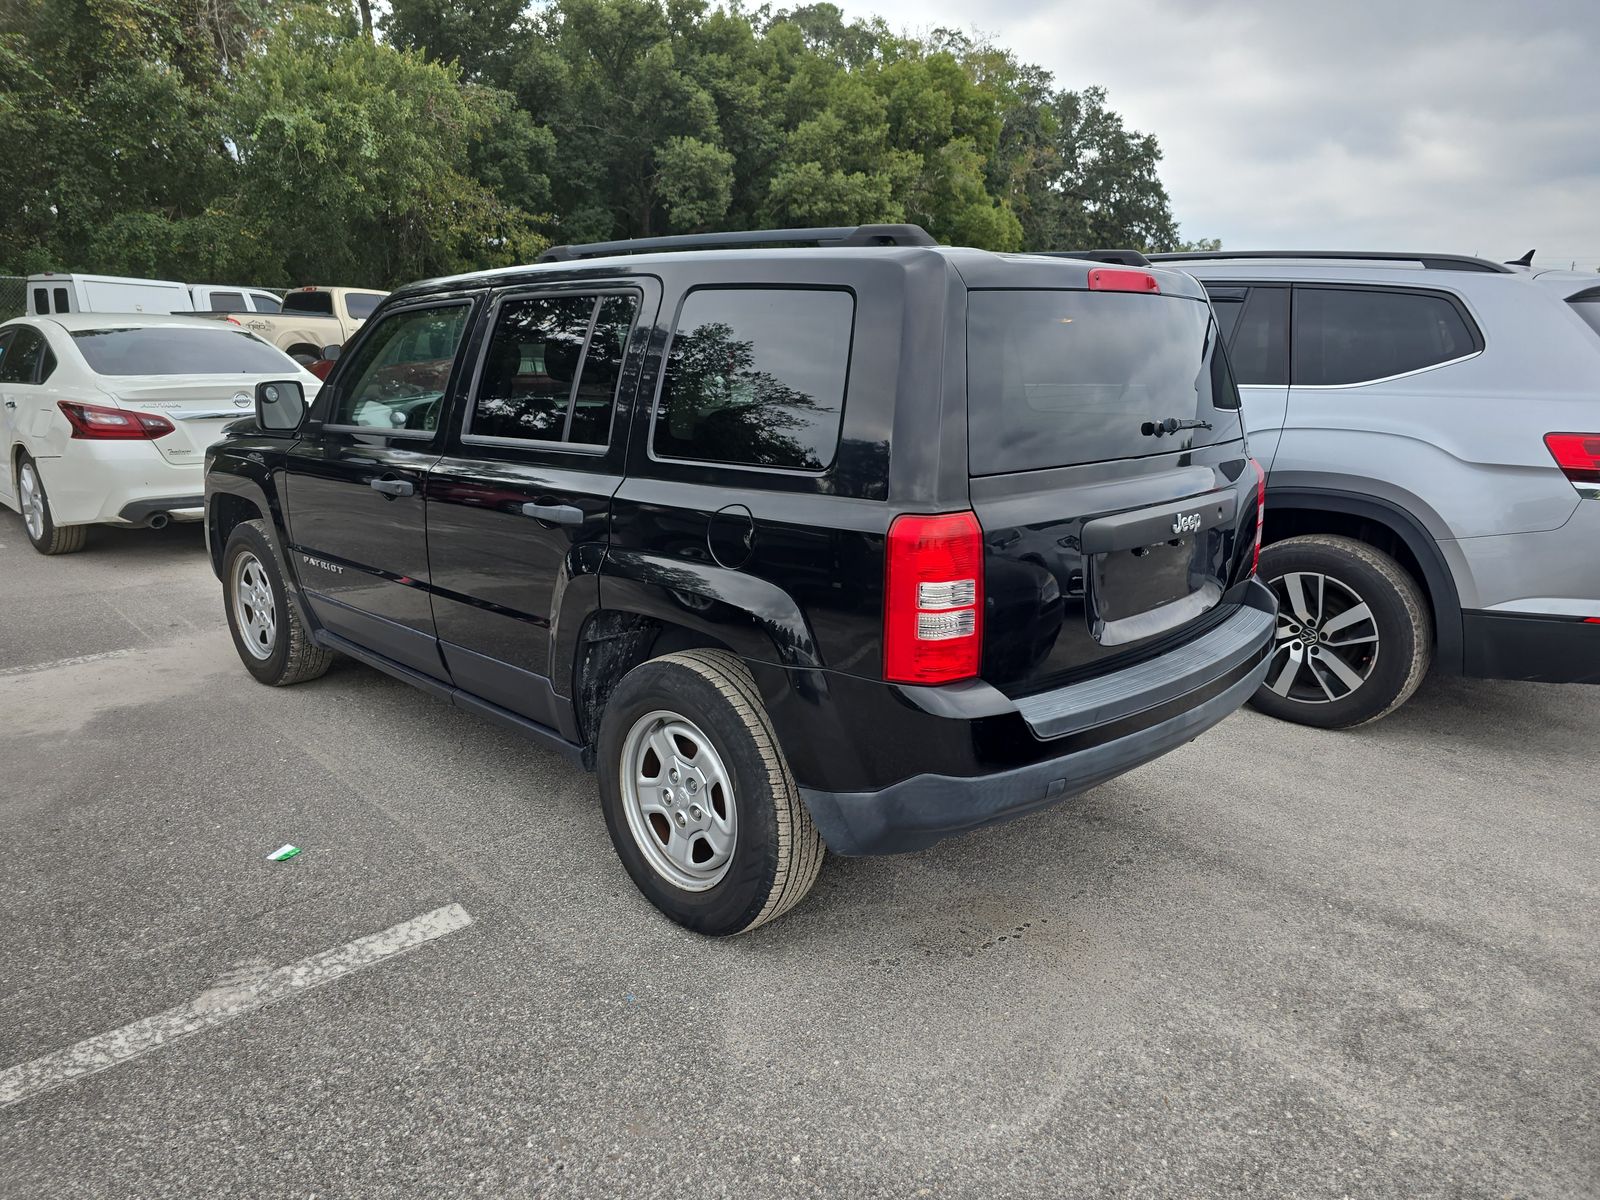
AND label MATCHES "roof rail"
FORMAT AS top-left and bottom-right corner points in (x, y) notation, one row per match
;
(536, 224), (938, 263)
(1039, 249), (1153, 267)
(1145, 250), (1514, 274)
